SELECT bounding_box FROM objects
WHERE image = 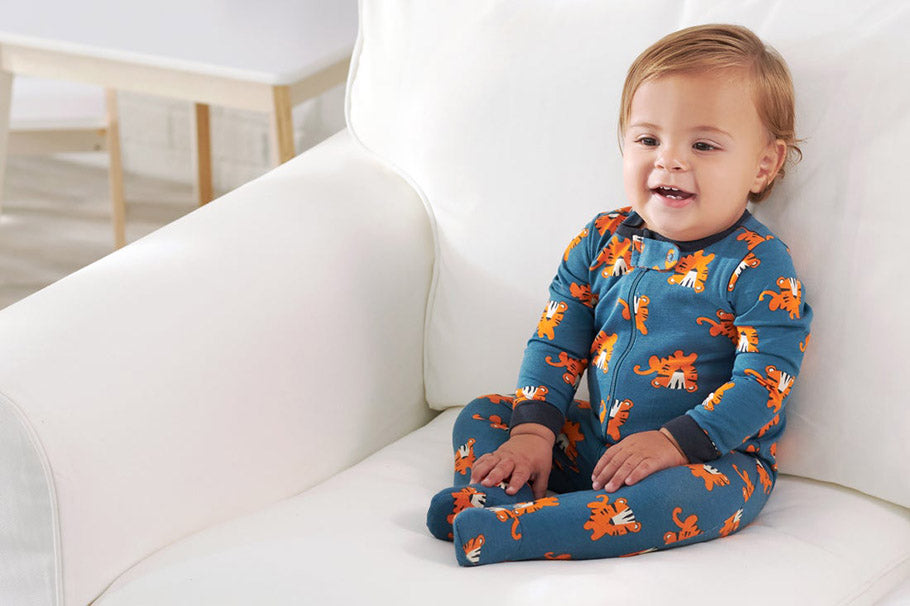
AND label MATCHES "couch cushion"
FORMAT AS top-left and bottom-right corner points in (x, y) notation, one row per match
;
(95, 409), (910, 606)
(347, 0), (910, 508)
